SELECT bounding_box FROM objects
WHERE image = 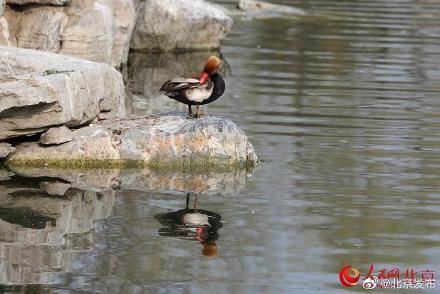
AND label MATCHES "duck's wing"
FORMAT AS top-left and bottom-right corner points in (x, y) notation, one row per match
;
(159, 77), (201, 94)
